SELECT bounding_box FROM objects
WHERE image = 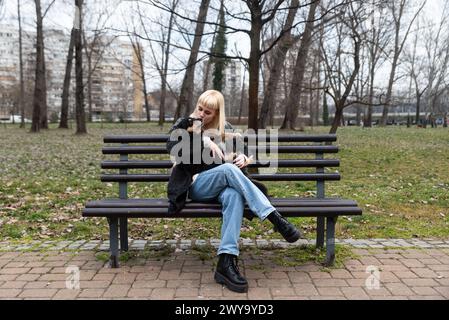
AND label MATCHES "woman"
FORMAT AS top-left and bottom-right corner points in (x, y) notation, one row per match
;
(166, 90), (301, 293)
